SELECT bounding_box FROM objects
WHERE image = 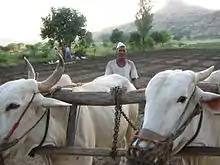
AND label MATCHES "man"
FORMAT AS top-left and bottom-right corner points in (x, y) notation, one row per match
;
(65, 44), (71, 62)
(105, 42), (139, 87)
